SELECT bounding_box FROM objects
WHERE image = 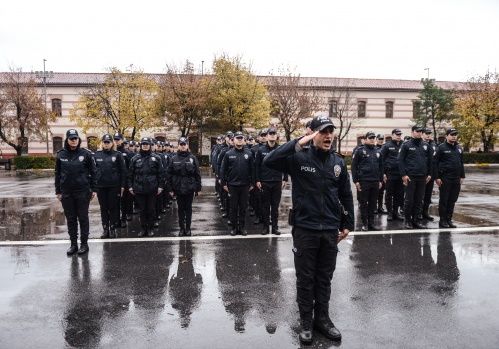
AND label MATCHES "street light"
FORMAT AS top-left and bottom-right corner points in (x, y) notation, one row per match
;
(424, 68), (429, 79)
(35, 59), (54, 155)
